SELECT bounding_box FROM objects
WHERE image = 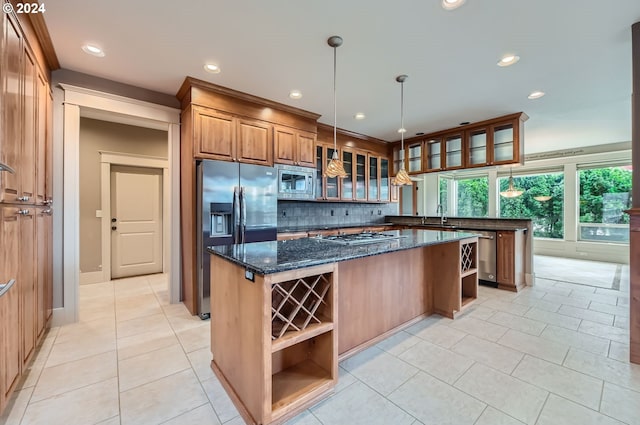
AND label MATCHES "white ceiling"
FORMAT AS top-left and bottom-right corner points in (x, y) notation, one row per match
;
(43, 0), (640, 153)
